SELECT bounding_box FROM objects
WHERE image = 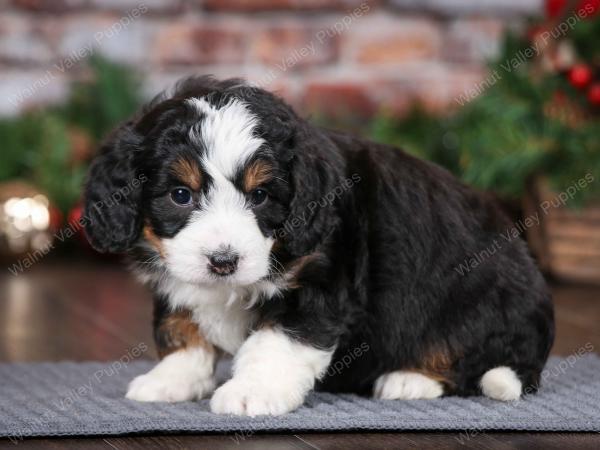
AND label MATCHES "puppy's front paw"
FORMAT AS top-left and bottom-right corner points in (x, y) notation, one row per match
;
(210, 378), (304, 416)
(126, 371), (215, 403)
